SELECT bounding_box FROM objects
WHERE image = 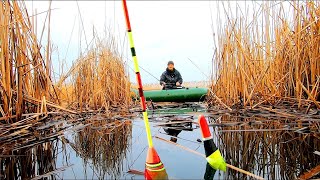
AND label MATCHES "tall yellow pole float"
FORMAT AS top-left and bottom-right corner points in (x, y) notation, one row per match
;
(121, 1), (168, 179)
